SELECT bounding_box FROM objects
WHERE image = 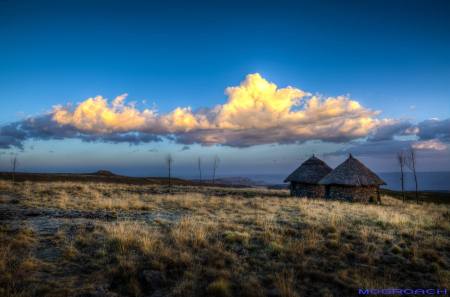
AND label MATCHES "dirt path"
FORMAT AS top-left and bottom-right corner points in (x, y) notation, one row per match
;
(0, 191), (185, 263)
(0, 192), (185, 225)
(0, 192), (189, 297)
